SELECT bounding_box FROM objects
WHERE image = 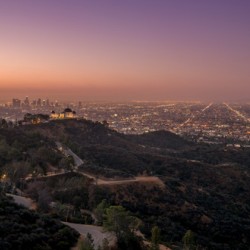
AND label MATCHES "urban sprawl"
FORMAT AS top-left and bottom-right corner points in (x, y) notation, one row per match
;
(1, 97), (250, 146)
